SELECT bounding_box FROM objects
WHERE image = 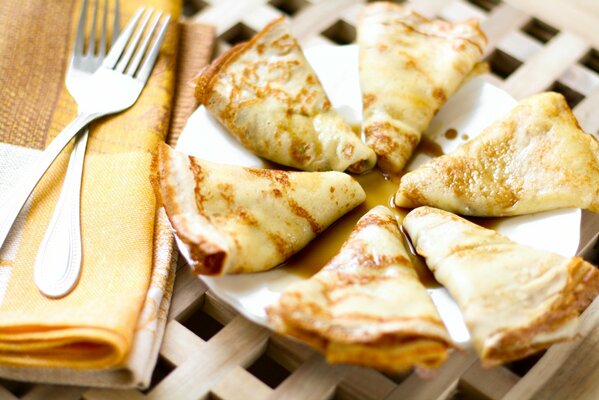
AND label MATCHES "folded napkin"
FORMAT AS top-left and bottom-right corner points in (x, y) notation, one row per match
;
(0, 0), (209, 389)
